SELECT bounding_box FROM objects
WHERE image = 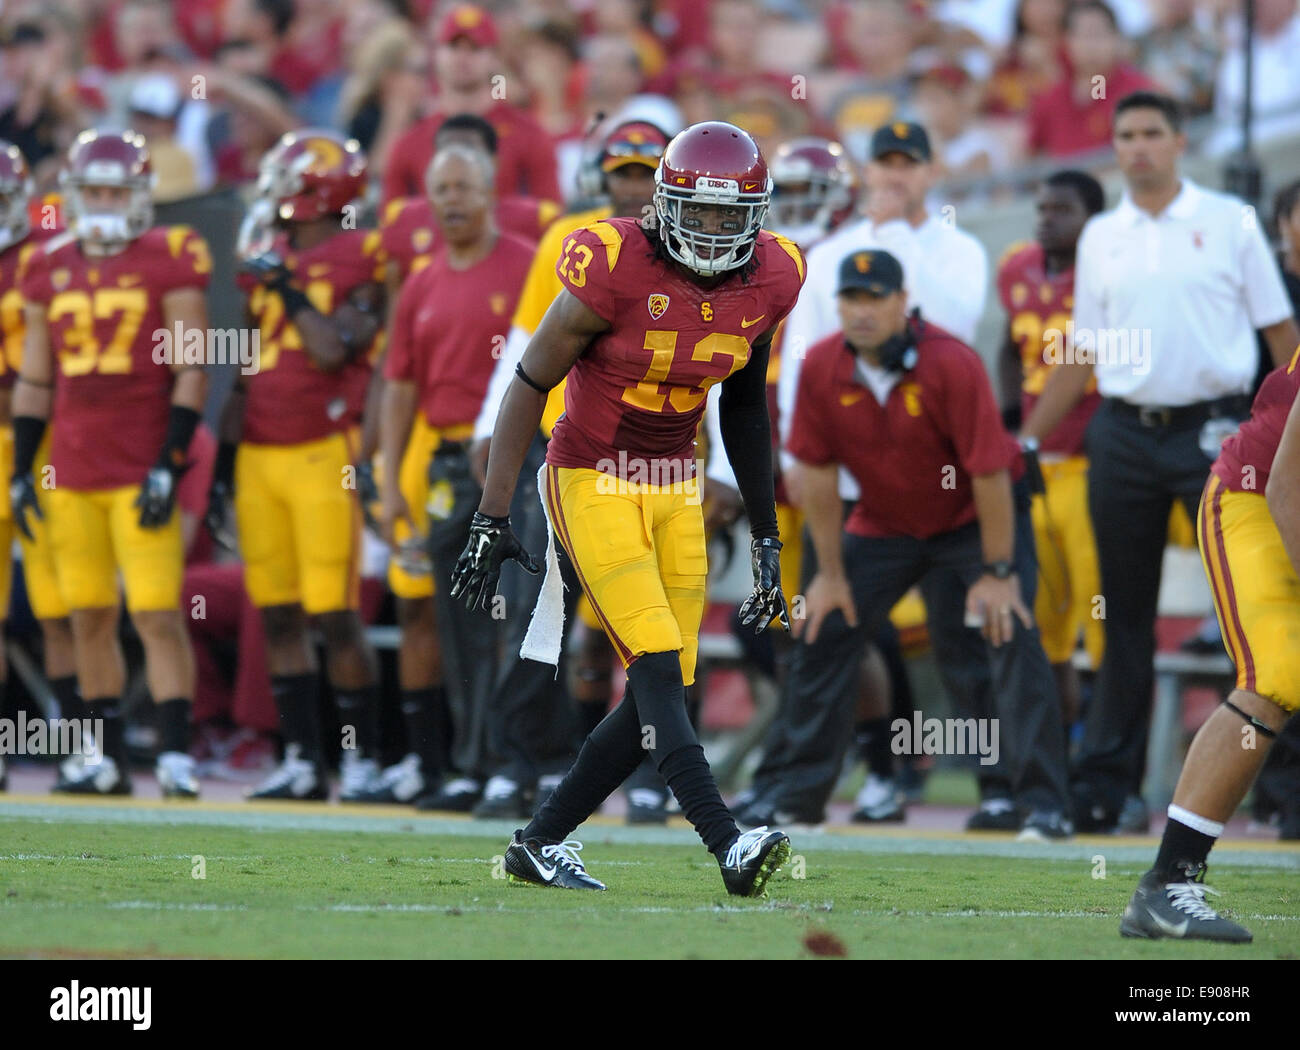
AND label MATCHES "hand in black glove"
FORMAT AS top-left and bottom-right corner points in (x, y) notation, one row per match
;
(136, 464), (186, 528)
(240, 251), (290, 288)
(738, 536), (789, 633)
(449, 511), (541, 611)
(355, 460), (380, 532)
(10, 472), (42, 542)
(205, 478), (235, 549)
